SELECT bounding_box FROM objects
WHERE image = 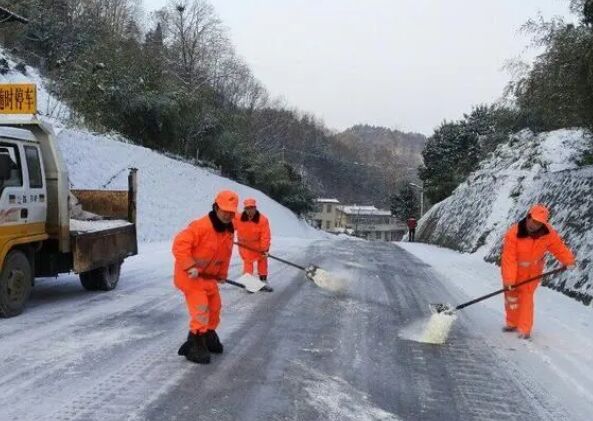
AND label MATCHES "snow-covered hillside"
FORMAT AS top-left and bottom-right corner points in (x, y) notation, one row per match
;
(0, 48), (321, 243)
(417, 129), (593, 305)
(58, 129), (319, 241)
